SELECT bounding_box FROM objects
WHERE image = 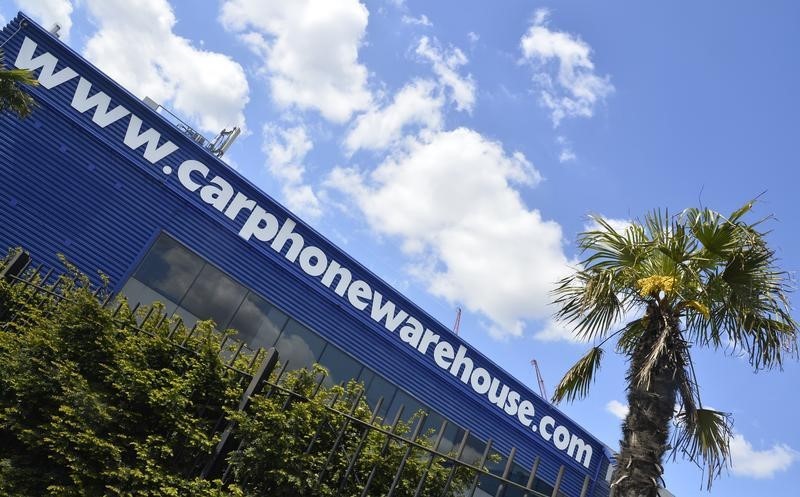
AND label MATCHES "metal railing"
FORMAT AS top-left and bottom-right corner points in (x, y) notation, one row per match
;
(0, 251), (594, 497)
